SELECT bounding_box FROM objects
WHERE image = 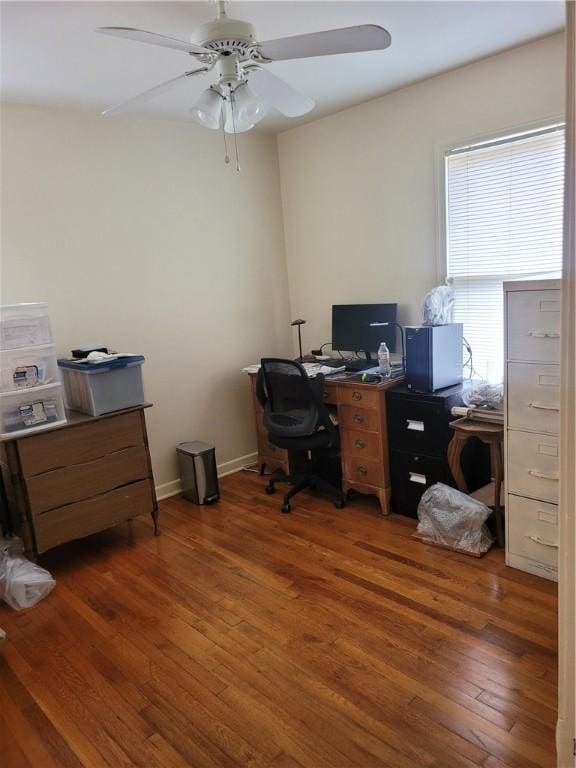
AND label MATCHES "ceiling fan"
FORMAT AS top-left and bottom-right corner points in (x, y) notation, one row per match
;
(97, 1), (391, 166)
